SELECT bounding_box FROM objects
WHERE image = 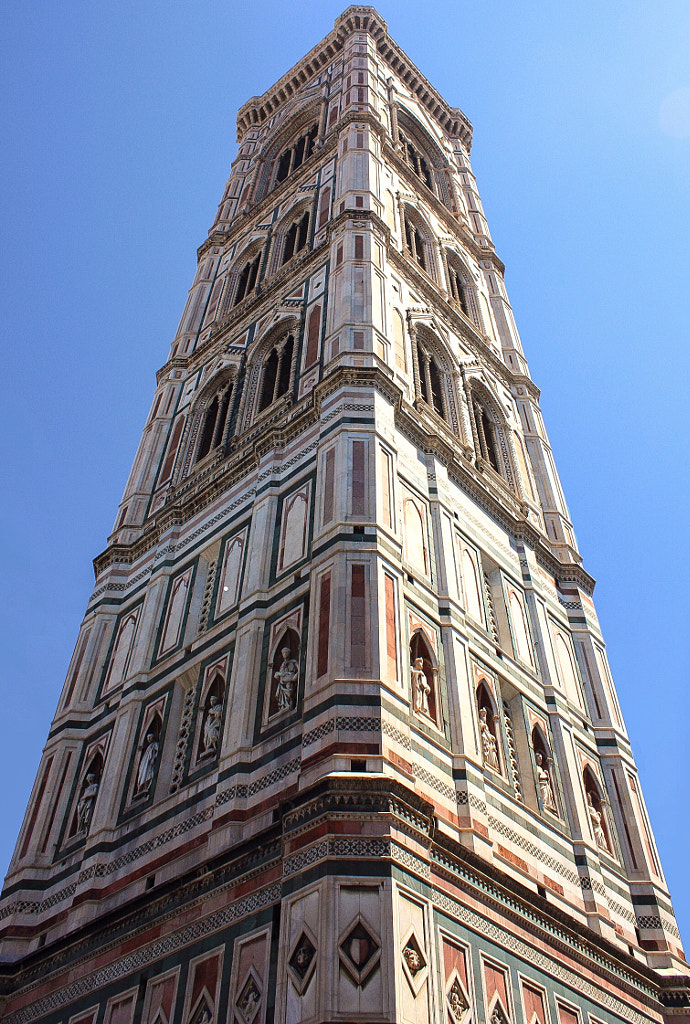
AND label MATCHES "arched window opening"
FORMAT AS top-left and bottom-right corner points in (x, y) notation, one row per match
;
(234, 253), (261, 306)
(70, 752), (104, 838)
(282, 211), (310, 265)
(196, 380), (233, 464)
(584, 768), (611, 853)
(134, 714), (162, 799)
(472, 399), (500, 473)
(476, 684), (501, 773)
(531, 727), (558, 814)
(258, 334), (294, 413)
(415, 339), (447, 421)
(273, 123), (318, 187)
(428, 358), (444, 417)
(448, 264), (469, 316)
(399, 129), (434, 191)
(268, 628), (300, 718)
(197, 672), (225, 762)
(409, 631), (437, 722)
(197, 396), (218, 461)
(404, 214), (427, 273)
